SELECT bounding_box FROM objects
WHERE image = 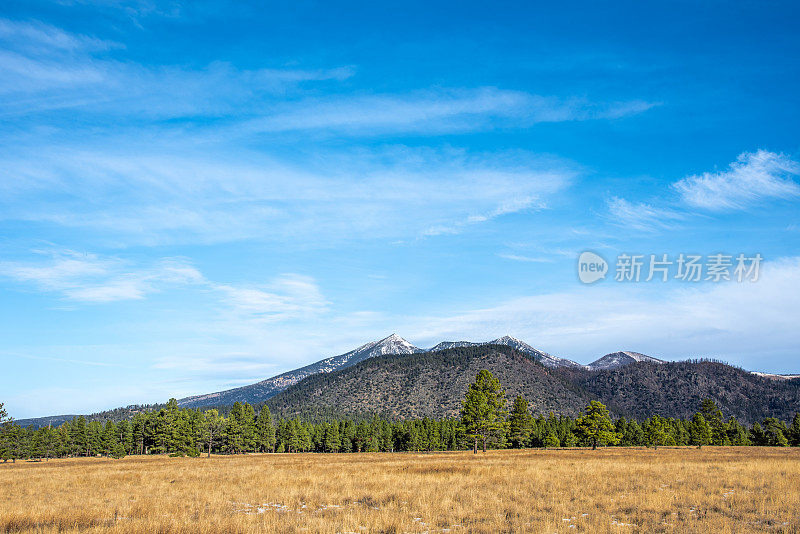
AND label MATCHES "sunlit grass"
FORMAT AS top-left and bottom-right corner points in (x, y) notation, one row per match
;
(1, 447), (798, 533)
